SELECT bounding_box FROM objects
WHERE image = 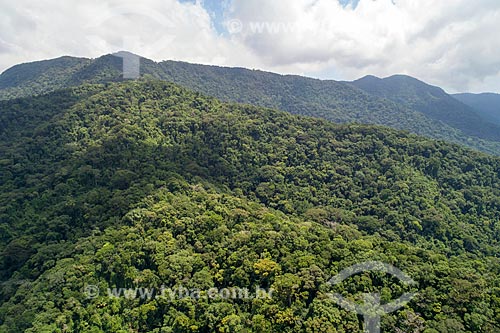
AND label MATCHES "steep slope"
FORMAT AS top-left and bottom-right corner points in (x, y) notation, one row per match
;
(1, 80), (500, 331)
(154, 61), (500, 155)
(350, 75), (500, 142)
(2, 54), (500, 155)
(158, 61), (439, 127)
(454, 92), (500, 126)
(0, 56), (91, 99)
